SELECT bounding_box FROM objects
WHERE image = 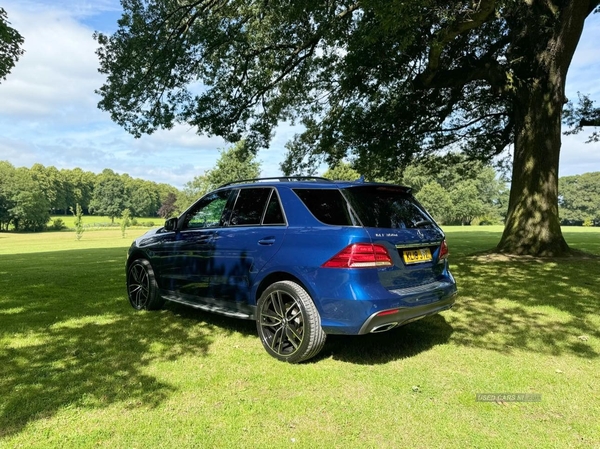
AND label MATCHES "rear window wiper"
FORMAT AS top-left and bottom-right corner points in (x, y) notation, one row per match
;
(412, 219), (433, 228)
